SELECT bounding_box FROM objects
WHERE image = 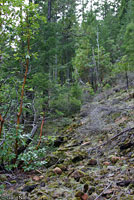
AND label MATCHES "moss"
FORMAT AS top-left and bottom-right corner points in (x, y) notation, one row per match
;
(55, 164), (67, 171)
(45, 155), (59, 168)
(80, 175), (94, 184)
(10, 180), (17, 184)
(45, 170), (55, 178)
(0, 175), (7, 182)
(38, 195), (49, 200)
(120, 196), (134, 200)
(111, 112), (121, 120)
(25, 181), (35, 186)
(71, 151), (88, 163)
(13, 191), (20, 197)
(129, 183), (134, 189)
(100, 169), (108, 175)
(48, 182), (59, 188)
